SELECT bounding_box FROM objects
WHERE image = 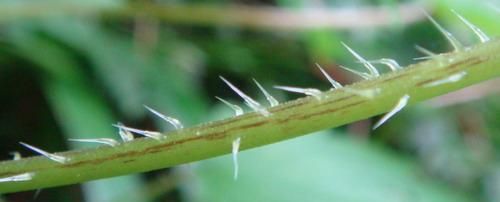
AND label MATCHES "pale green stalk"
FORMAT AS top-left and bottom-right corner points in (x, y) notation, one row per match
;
(1, 39), (500, 193)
